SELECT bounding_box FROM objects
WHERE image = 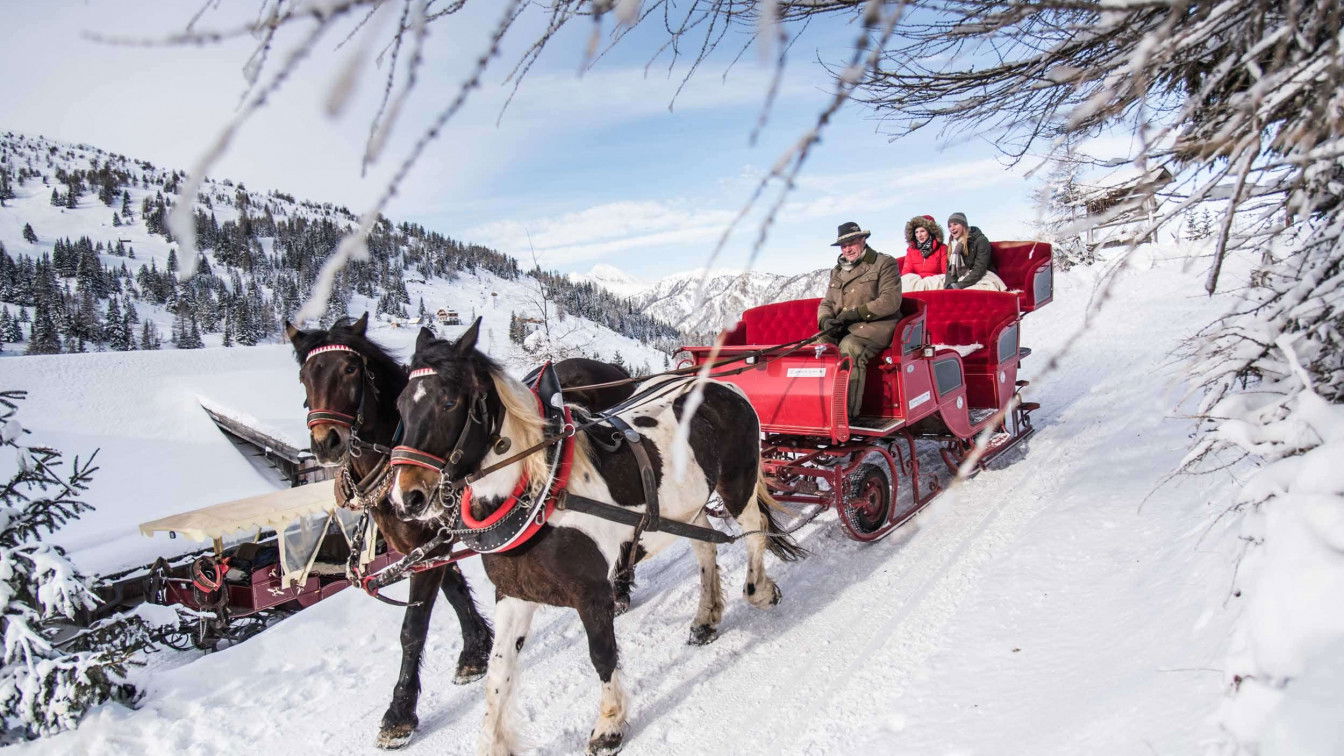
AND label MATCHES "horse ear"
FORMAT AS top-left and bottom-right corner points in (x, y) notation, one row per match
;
(352, 311), (369, 337)
(416, 326), (437, 353)
(455, 317), (482, 356)
(284, 321), (300, 343)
